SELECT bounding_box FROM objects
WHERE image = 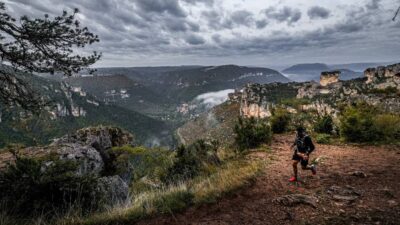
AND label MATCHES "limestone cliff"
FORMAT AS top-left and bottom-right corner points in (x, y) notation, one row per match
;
(236, 63), (400, 121)
(320, 71), (340, 86)
(364, 63), (400, 89)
